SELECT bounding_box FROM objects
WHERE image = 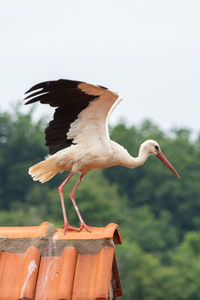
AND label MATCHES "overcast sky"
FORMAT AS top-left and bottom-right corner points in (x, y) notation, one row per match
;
(1, 1), (200, 136)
